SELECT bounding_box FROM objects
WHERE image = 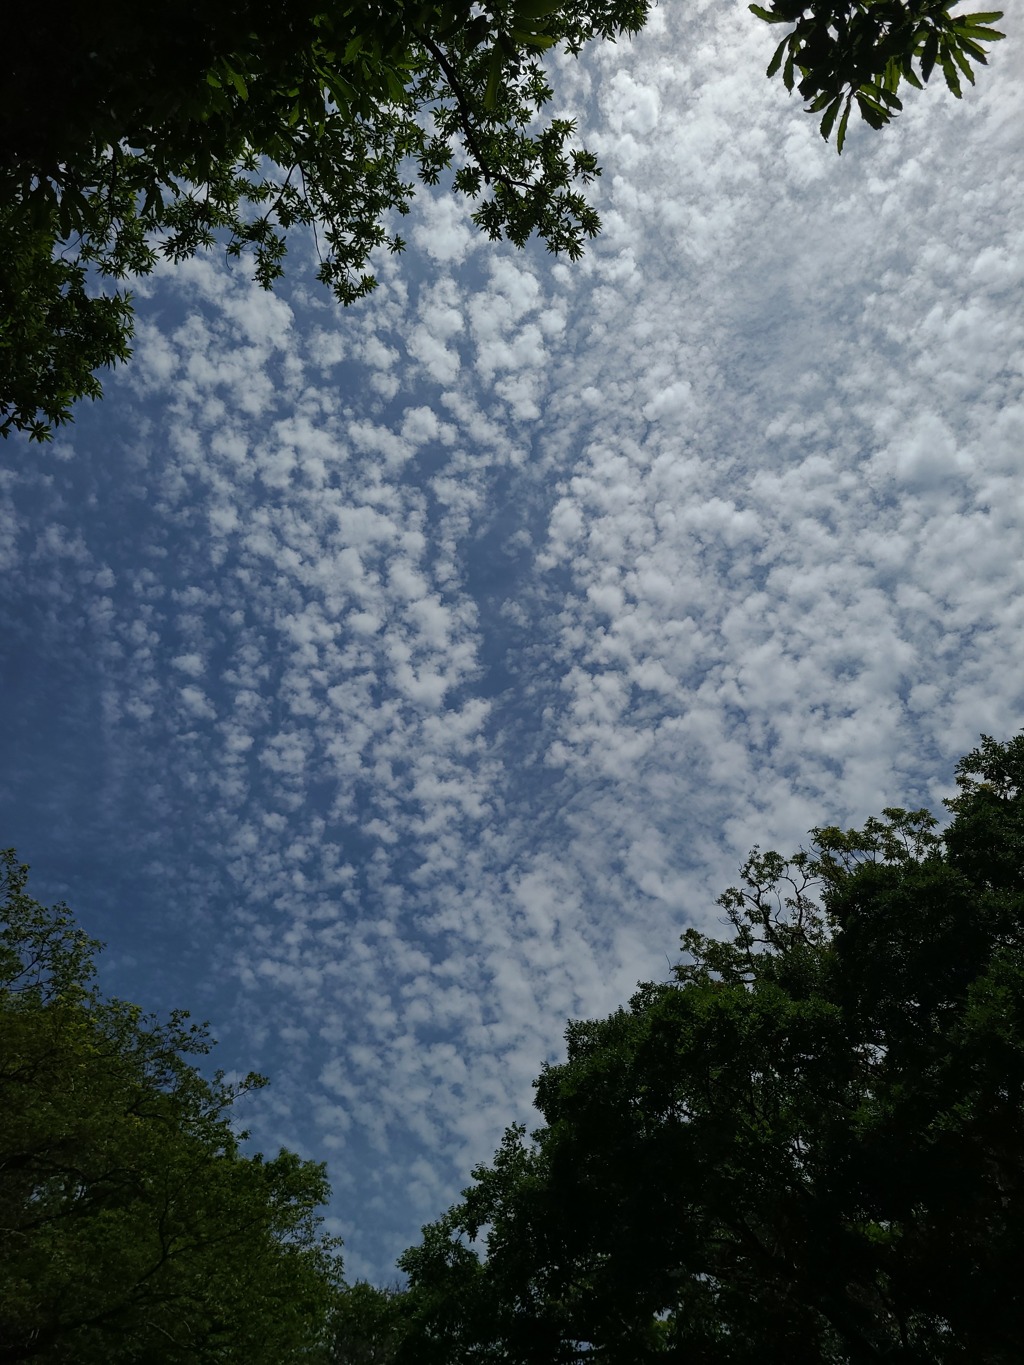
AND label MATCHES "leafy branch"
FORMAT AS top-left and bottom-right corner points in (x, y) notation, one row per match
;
(750, 2), (1006, 151)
